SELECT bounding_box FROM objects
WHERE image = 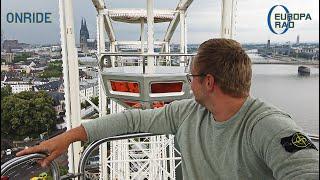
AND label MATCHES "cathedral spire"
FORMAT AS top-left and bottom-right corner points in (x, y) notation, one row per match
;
(80, 18), (90, 53)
